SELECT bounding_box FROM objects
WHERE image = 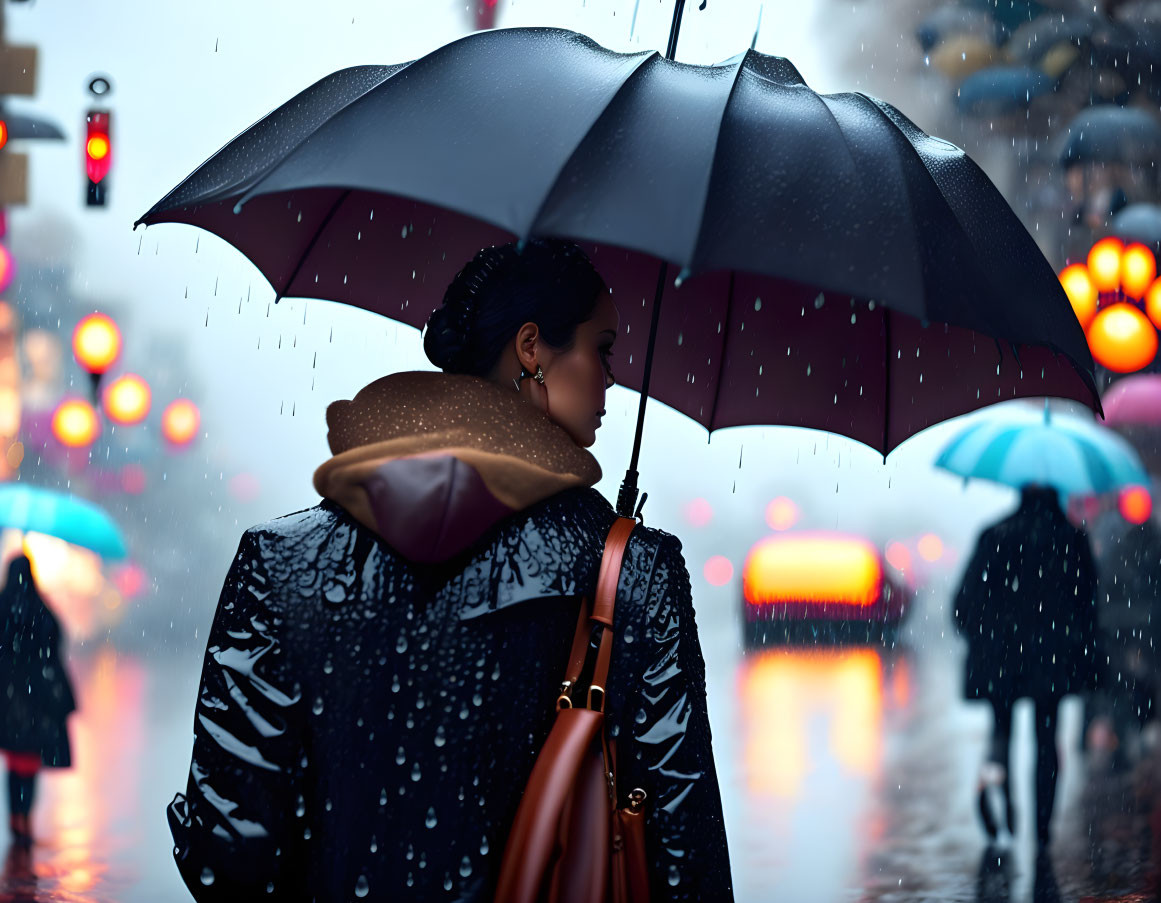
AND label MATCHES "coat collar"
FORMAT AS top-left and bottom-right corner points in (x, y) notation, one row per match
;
(313, 371), (601, 562)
